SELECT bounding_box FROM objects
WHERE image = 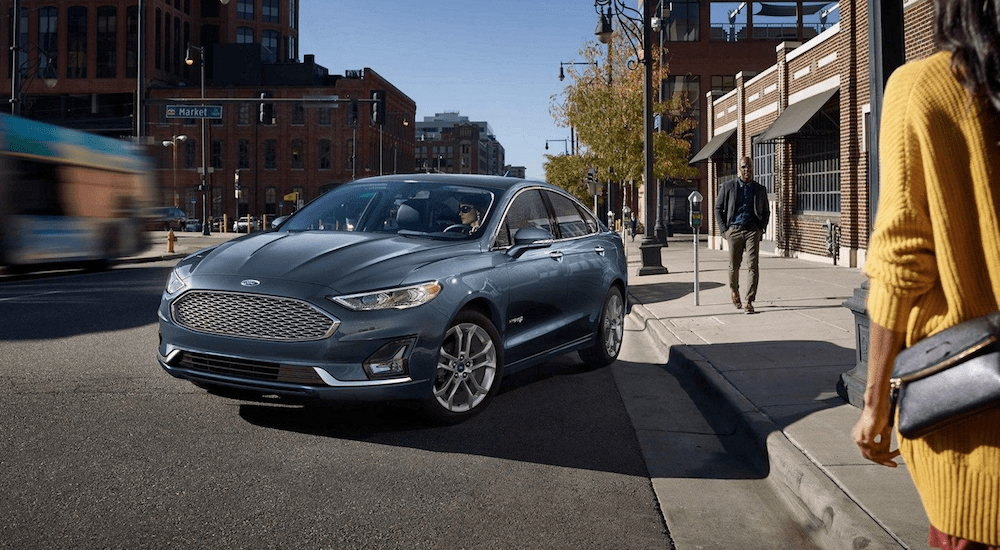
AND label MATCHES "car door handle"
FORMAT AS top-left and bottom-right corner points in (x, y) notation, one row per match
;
(548, 251), (564, 261)
(594, 246), (606, 256)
